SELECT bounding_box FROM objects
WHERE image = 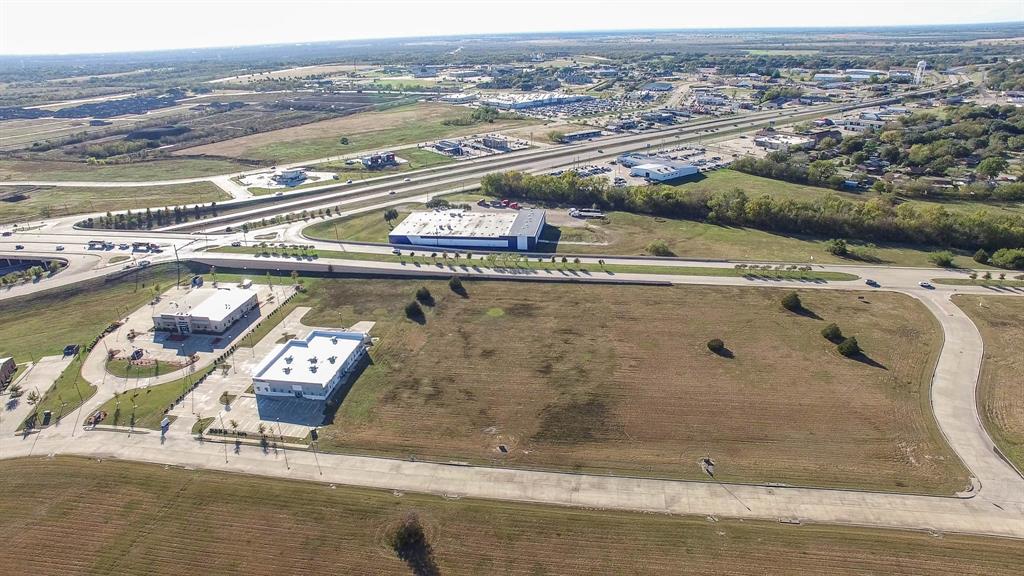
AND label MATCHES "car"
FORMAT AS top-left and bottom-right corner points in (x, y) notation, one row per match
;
(919, 281), (934, 289)
(138, 260), (151, 268)
(865, 279), (879, 287)
(346, 179), (353, 184)
(275, 192), (284, 197)
(230, 241), (242, 247)
(388, 190), (396, 195)
(1, 231), (11, 237)
(15, 244), (24, 250)
(391, 249), (401, 255)
(403, 177), (411, 182)
(55, 245), (65, 251)
(597, 149), (604, 153)
(118, 243), (129, 250)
